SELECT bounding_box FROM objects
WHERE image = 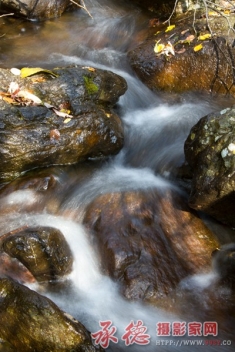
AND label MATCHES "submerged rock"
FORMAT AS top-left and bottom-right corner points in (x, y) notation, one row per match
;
(0, 66), (126, 183)
(84, 188), (219, 301)
(0, 226), (73, 282)
(0, 0), (72, 20)
(184, 106), (235, 227)
(0, 278), (102, 351)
